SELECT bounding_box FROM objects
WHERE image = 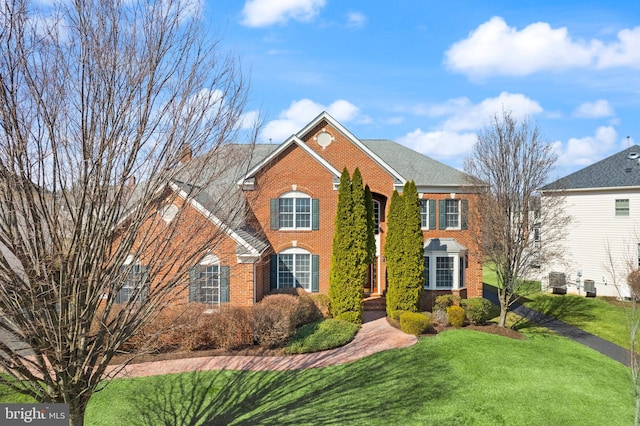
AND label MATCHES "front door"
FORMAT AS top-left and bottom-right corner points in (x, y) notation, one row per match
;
(364, 262), (378, 295)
